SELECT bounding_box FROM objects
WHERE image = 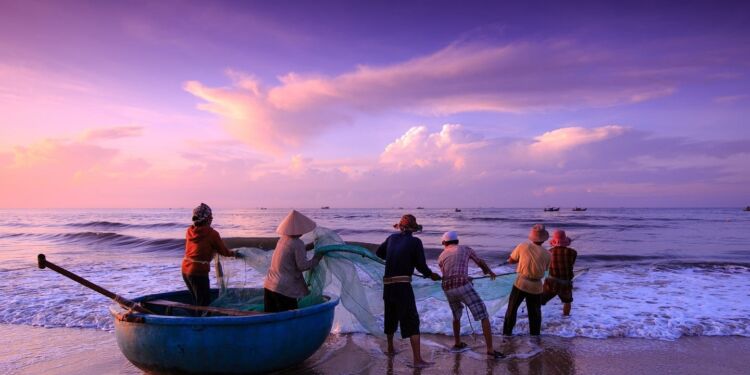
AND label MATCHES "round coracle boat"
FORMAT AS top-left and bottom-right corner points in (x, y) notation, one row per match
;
(110, 289), (339, 374)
